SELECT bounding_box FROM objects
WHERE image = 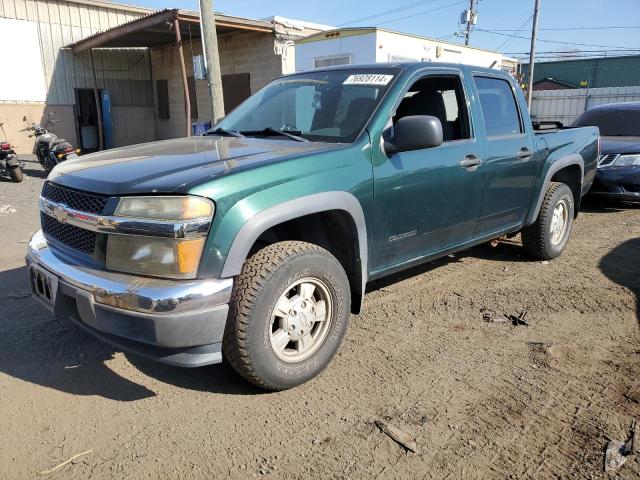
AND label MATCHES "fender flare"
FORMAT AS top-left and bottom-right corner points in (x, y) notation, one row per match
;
(221, 191), (368, 308)
(525, 153), (584, 226)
